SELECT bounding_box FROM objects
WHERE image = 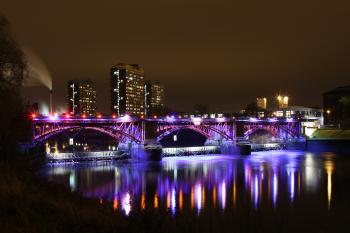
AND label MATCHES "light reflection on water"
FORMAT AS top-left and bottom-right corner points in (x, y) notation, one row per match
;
(43, 151), (336, 216)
